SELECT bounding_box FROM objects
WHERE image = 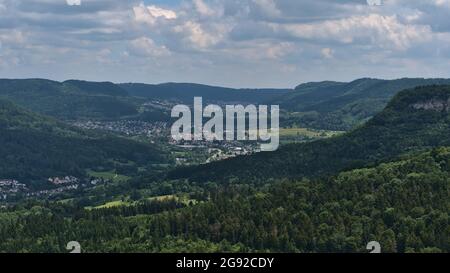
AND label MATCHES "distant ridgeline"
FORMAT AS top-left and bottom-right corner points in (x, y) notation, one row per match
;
(2, 78), (450, 129)
(275, 78), (450, 130)
(0, 79), (291, 121)
(169, 85), (450, 183)
(119, 82), (291, 104)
